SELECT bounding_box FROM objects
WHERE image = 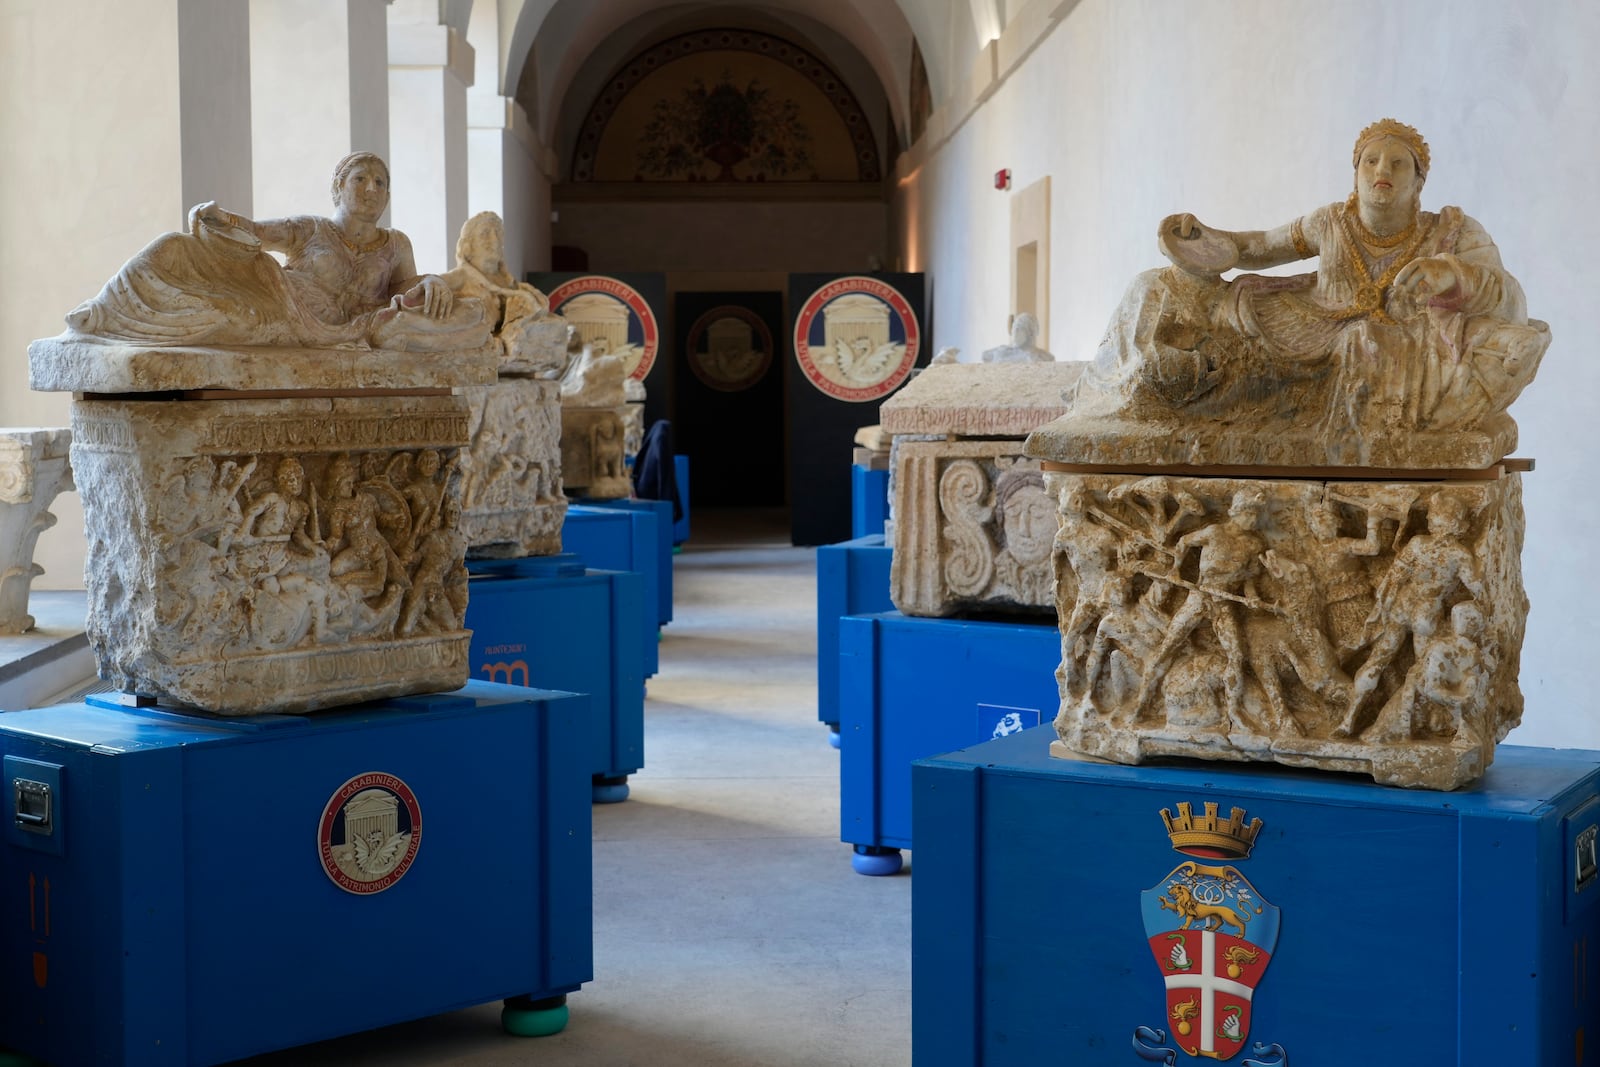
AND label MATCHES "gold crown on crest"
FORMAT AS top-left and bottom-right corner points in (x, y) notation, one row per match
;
(1160, 802), (1263, 860)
